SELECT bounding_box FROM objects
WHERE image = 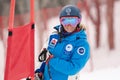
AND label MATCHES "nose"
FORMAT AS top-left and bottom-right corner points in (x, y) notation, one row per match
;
(65, 23), (72, 26)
